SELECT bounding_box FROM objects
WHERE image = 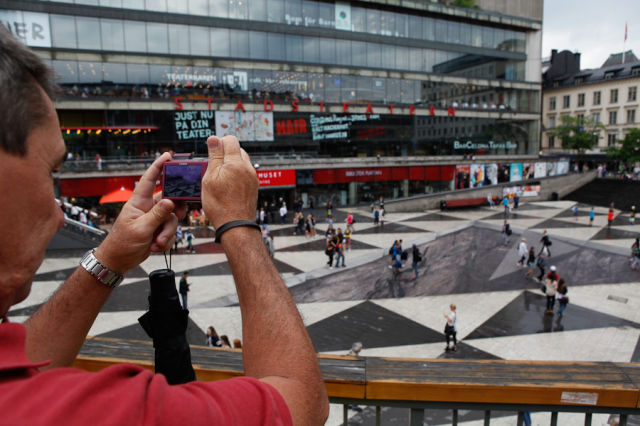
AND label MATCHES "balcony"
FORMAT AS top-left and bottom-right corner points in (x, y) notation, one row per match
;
(76, 336), (640, 425)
